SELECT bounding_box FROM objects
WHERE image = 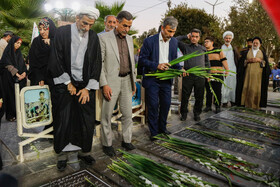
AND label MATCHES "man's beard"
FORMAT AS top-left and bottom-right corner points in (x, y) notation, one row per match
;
(253, 46), (259, 50)
(225, 41), (231, 45)
(78, 28), (87, 36)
